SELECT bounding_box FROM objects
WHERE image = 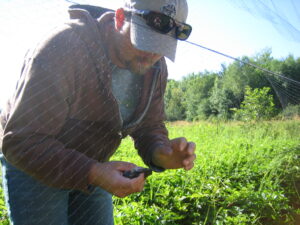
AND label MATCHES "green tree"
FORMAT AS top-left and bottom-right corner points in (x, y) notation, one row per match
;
(164, 50), (300, 121)
(269, 55), (300, 107)
(164, 79), (185, 121)
(182, 72), (216, 121)
(233, 86), (276, 121)
(208, 76), (237, 119)
(222, 55), (270, 104)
